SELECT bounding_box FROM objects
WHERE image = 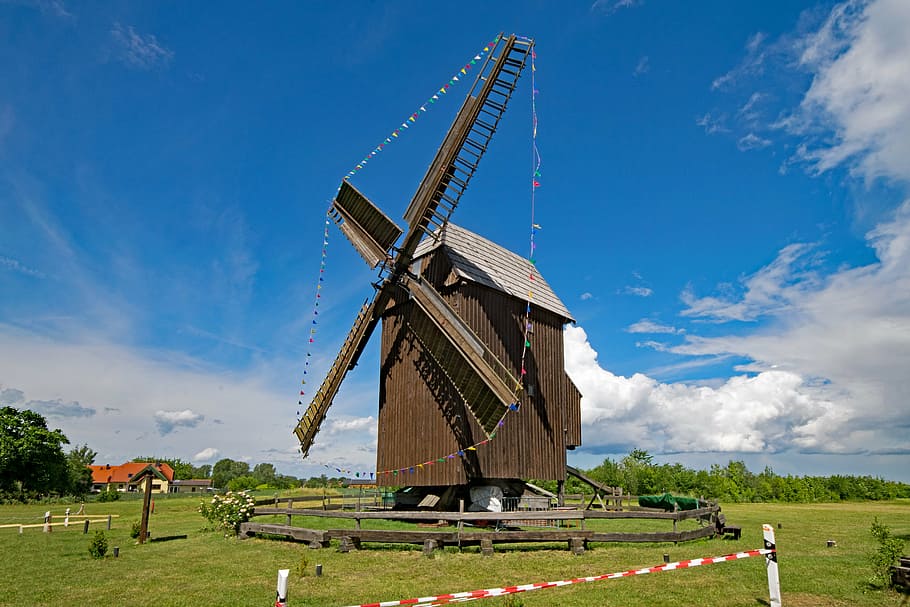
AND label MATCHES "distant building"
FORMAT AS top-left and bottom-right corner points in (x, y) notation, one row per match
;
(169, 479), (213, 494)
(89, 462), (175, 494)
